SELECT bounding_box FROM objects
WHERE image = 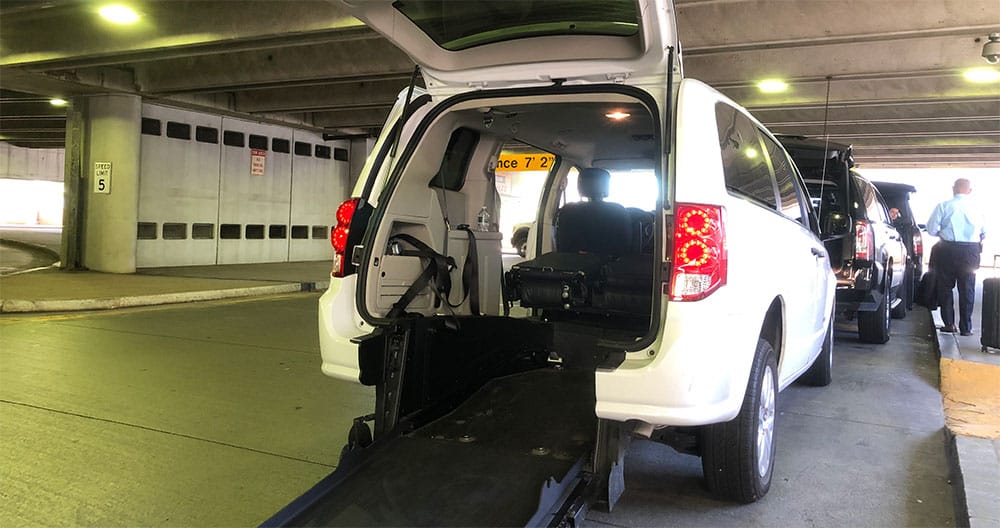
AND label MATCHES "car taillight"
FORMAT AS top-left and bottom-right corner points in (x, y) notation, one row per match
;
(912, 231), (923, 260)
(854, 220), (874, 261)
(669, 203), (727, 301)
(331, 198), (360, 277)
